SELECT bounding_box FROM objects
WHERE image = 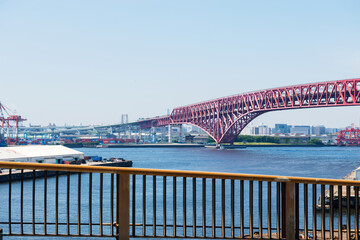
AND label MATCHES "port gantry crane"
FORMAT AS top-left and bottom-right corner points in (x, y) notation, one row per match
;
(0, 102), (27, 144)
(336, 127), (360, 146)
